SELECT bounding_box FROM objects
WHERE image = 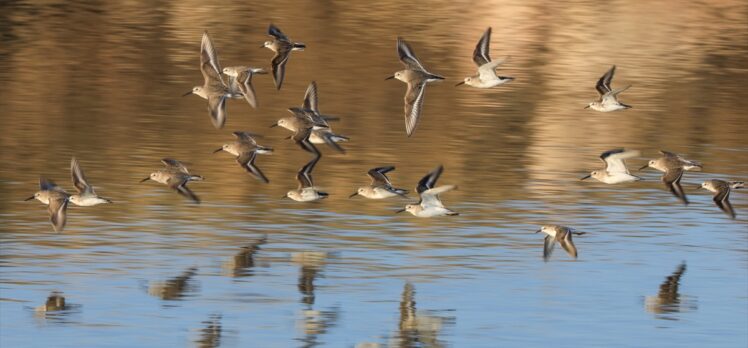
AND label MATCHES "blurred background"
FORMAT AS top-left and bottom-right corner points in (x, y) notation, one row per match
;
(0, 0), (746, 347)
